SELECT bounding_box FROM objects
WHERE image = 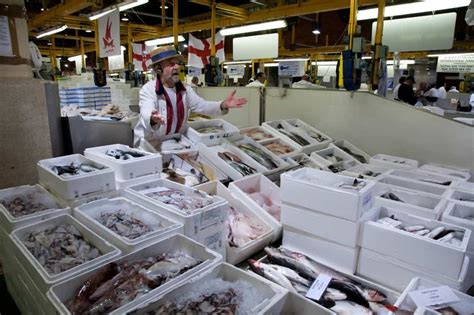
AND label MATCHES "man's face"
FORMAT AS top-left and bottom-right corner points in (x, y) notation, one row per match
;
(406, 79), (414, 87)
(258, 74), (266, 83)
(160, 57), (181, 84)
